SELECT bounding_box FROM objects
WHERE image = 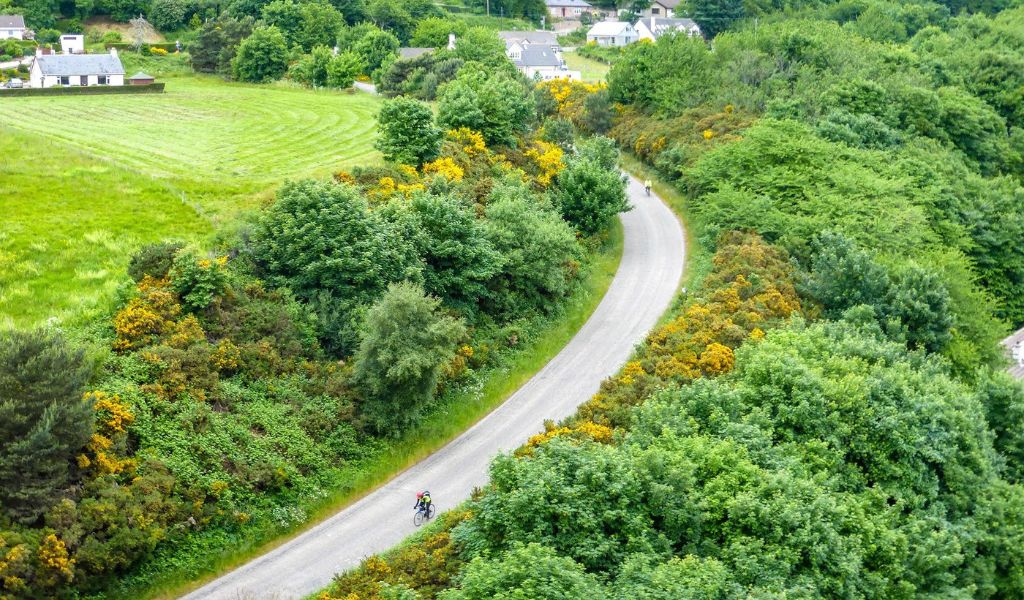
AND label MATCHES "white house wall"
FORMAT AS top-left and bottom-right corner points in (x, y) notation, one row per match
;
(0, 28), (24, 39)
